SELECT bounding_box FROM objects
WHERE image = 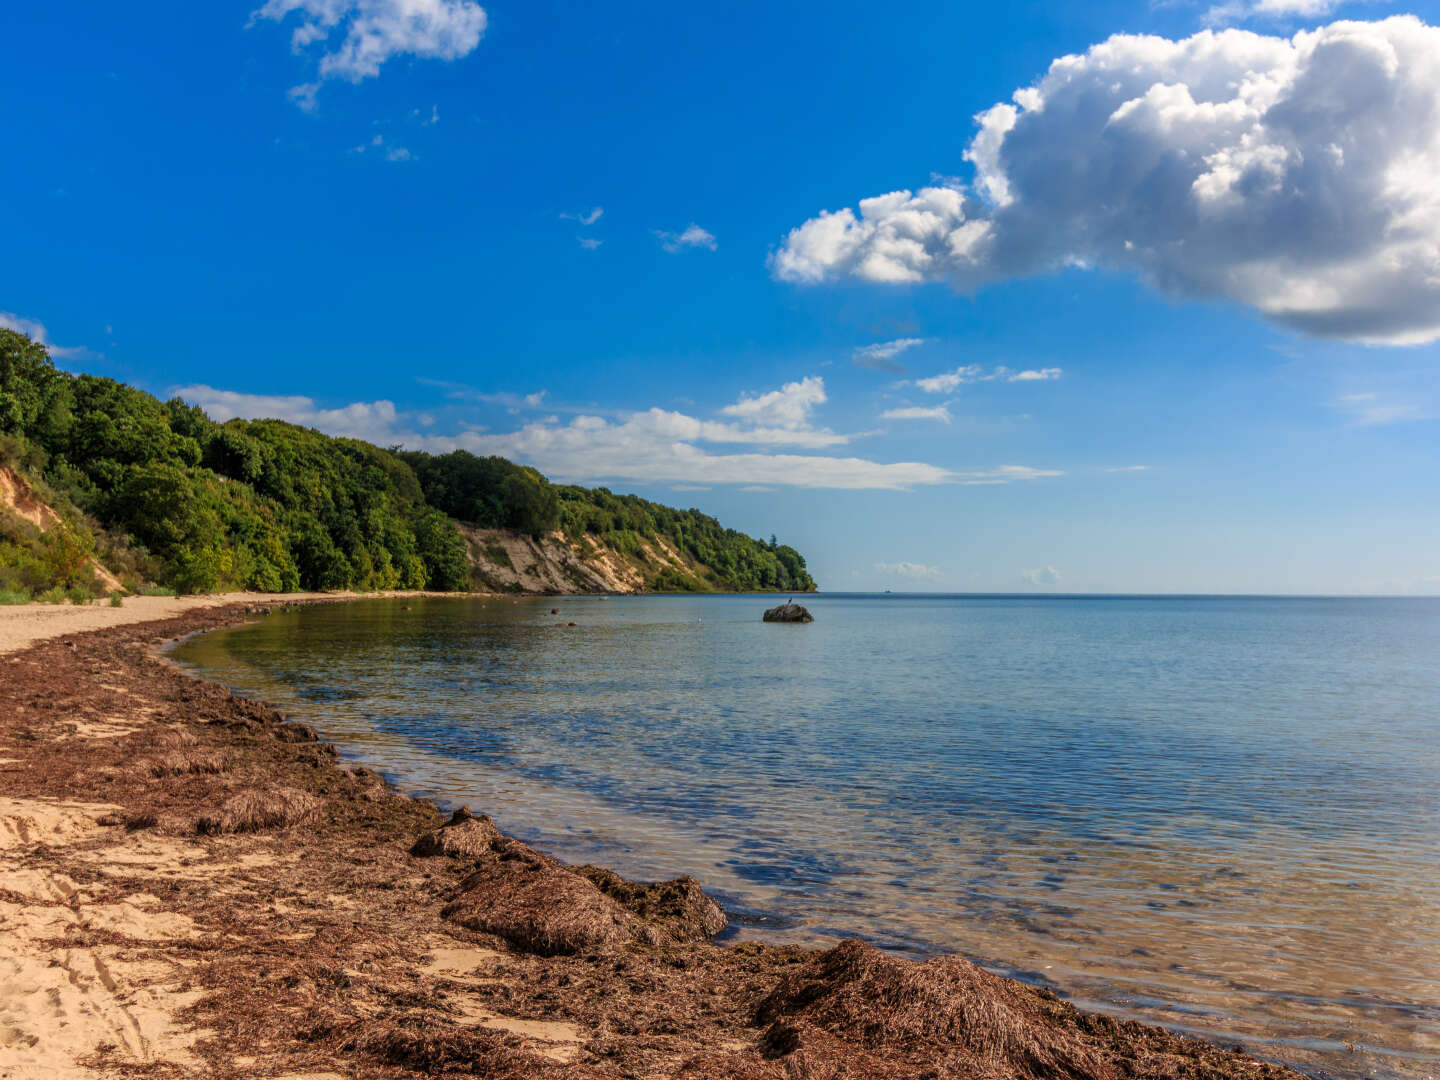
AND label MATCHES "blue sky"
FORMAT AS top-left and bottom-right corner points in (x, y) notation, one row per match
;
(3, 0), (1439, 593)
